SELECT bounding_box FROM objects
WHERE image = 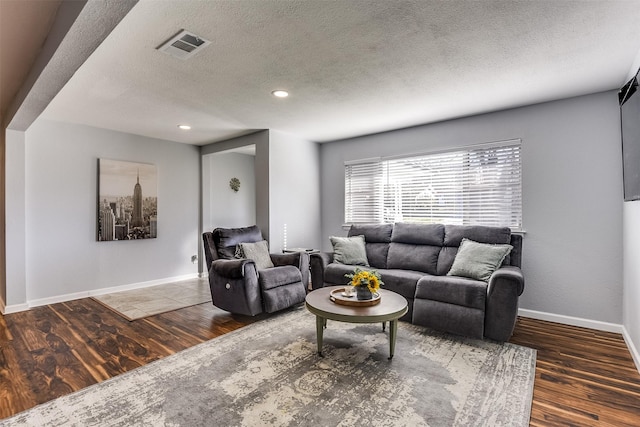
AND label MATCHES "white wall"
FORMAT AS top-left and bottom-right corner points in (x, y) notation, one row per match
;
(320, 91), (623, 324)
(13, 119), (200, 304)
(268, 130), (322, 253)
(205, 152), (256, 229)
(623, 202), (640, 364)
